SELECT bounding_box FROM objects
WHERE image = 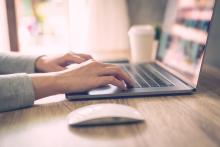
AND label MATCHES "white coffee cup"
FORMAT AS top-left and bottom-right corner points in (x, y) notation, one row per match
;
(128, 25), (155, 64)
